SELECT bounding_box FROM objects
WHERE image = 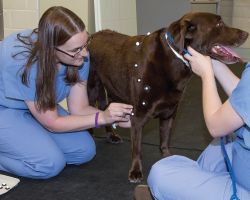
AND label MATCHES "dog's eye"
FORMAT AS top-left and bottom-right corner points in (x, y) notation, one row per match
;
(216, 20), (224, 27)
(188, 25), (196, 31)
